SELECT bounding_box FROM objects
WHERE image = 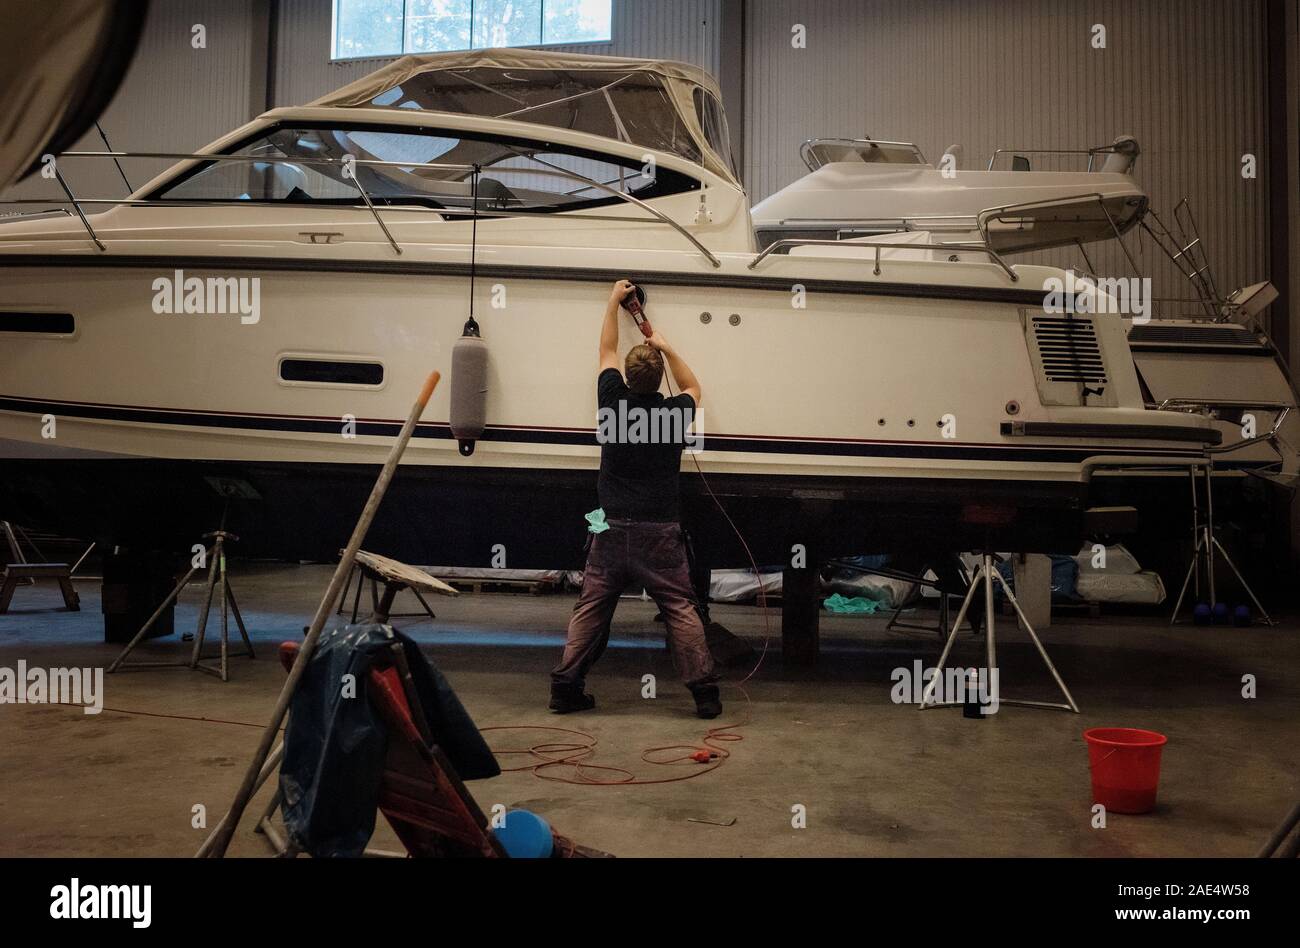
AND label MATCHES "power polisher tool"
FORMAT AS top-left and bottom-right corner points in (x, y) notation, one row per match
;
(620, 284), (653, 338)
